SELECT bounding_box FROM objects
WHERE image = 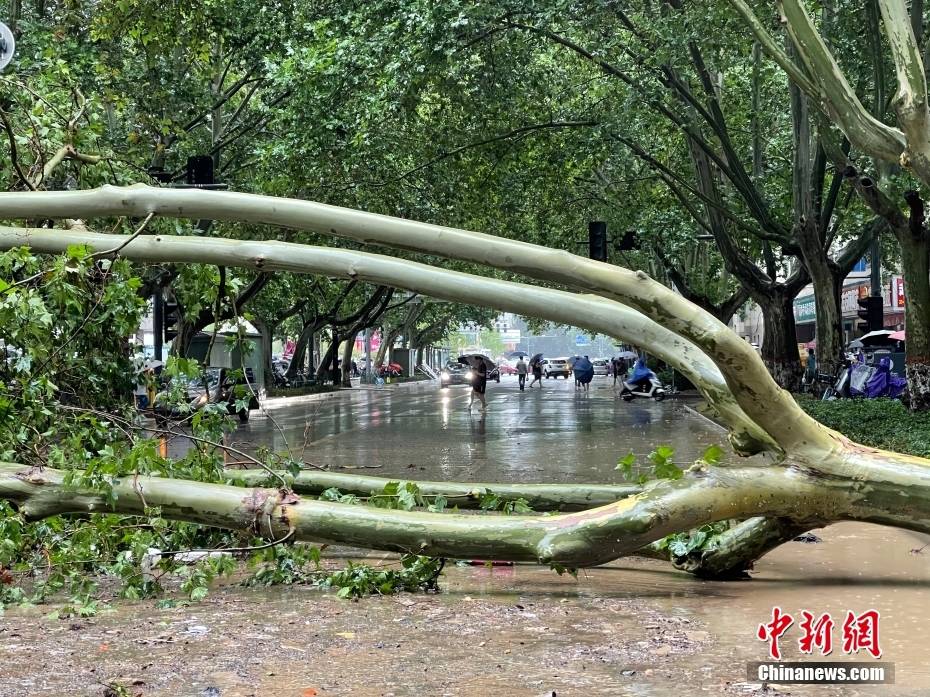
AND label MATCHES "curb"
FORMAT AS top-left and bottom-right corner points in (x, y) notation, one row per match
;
(680, 401), (728, 434)
(261, 378), (434, 408)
